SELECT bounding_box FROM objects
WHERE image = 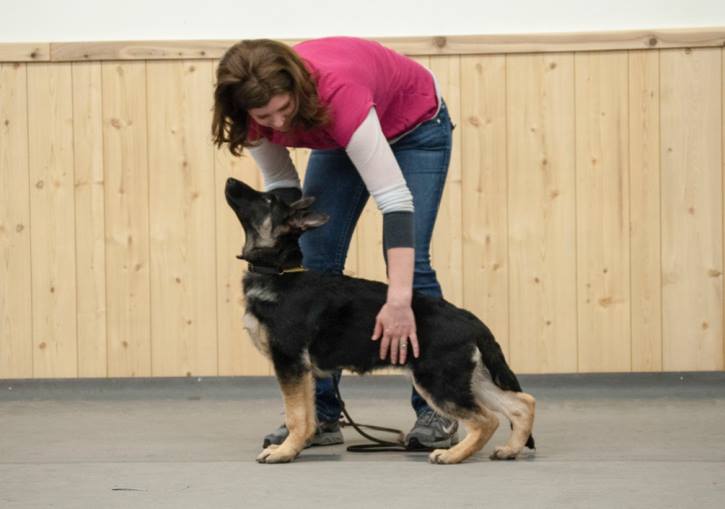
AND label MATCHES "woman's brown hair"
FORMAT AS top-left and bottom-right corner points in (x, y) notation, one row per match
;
(212, 39), (329, 156)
